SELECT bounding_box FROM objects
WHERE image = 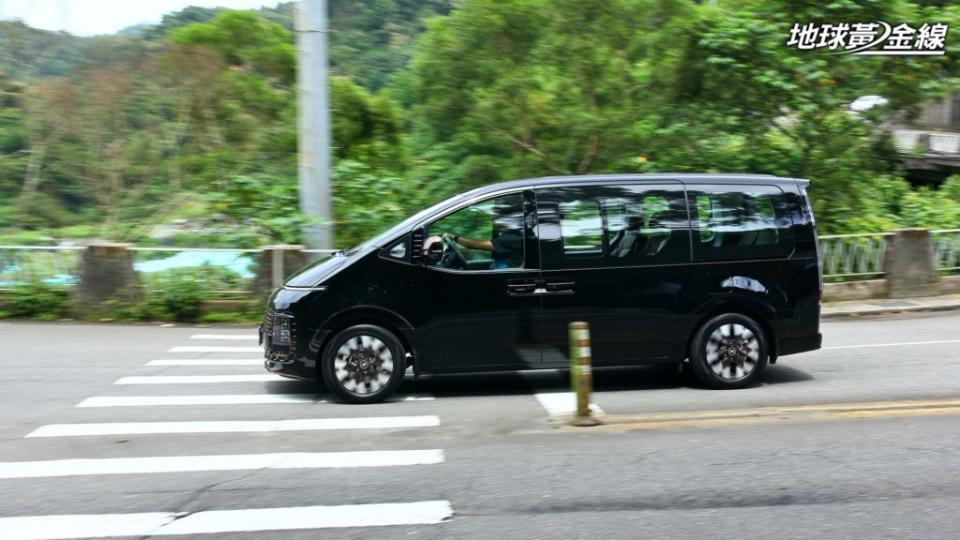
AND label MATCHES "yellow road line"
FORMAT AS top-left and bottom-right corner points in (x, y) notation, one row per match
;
(558, 398), (960, 432)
